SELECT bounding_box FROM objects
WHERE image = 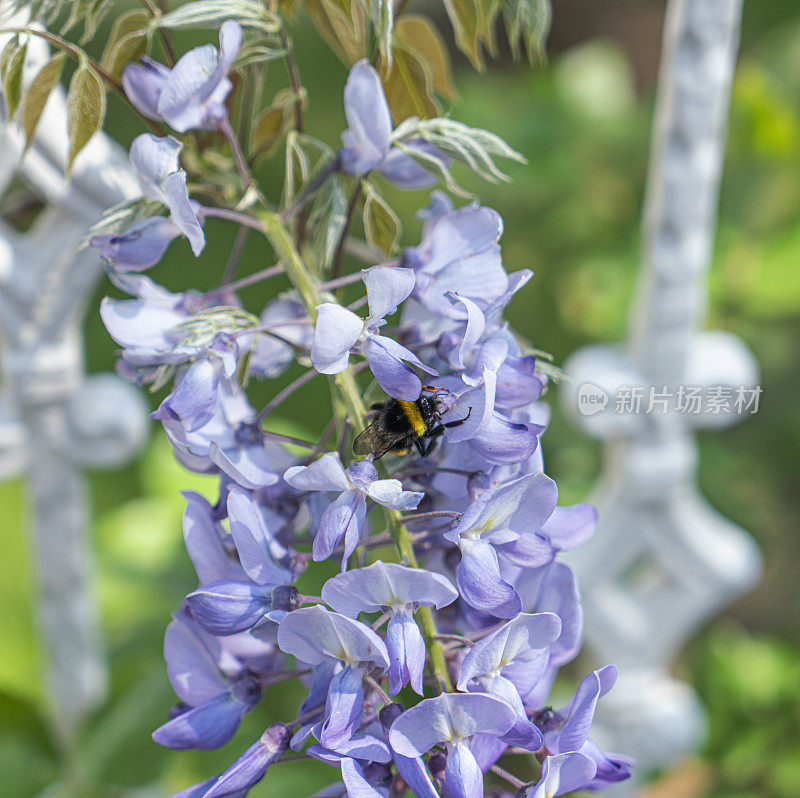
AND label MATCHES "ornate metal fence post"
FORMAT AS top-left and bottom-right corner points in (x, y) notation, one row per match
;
(0, 25), (147, 744)
(561, 0), (761, 791)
